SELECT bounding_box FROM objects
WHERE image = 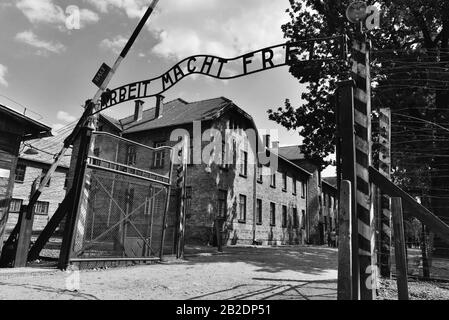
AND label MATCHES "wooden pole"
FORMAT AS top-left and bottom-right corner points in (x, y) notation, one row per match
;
(391, 197), (409, 300)
(336, 80), (359, 299)
(337, 180), (352, 300)
(14, 177), (40, 267)
(378, 108), (392, 277)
